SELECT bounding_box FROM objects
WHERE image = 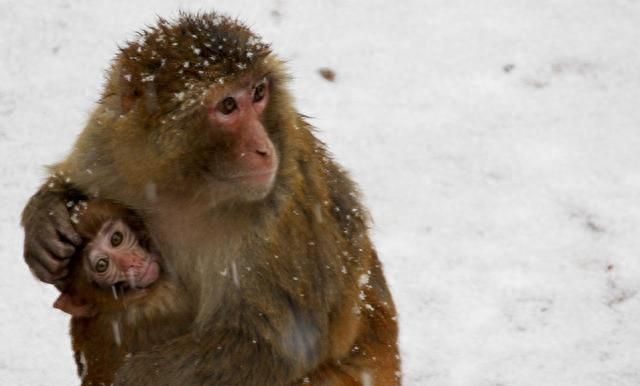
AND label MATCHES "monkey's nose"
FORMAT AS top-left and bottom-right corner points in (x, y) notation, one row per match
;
(255, 147), (270, 157)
